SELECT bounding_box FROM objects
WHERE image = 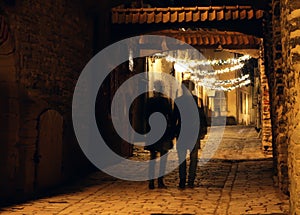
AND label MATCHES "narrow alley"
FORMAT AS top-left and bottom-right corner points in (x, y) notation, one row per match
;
(0, 126), (289, 215)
